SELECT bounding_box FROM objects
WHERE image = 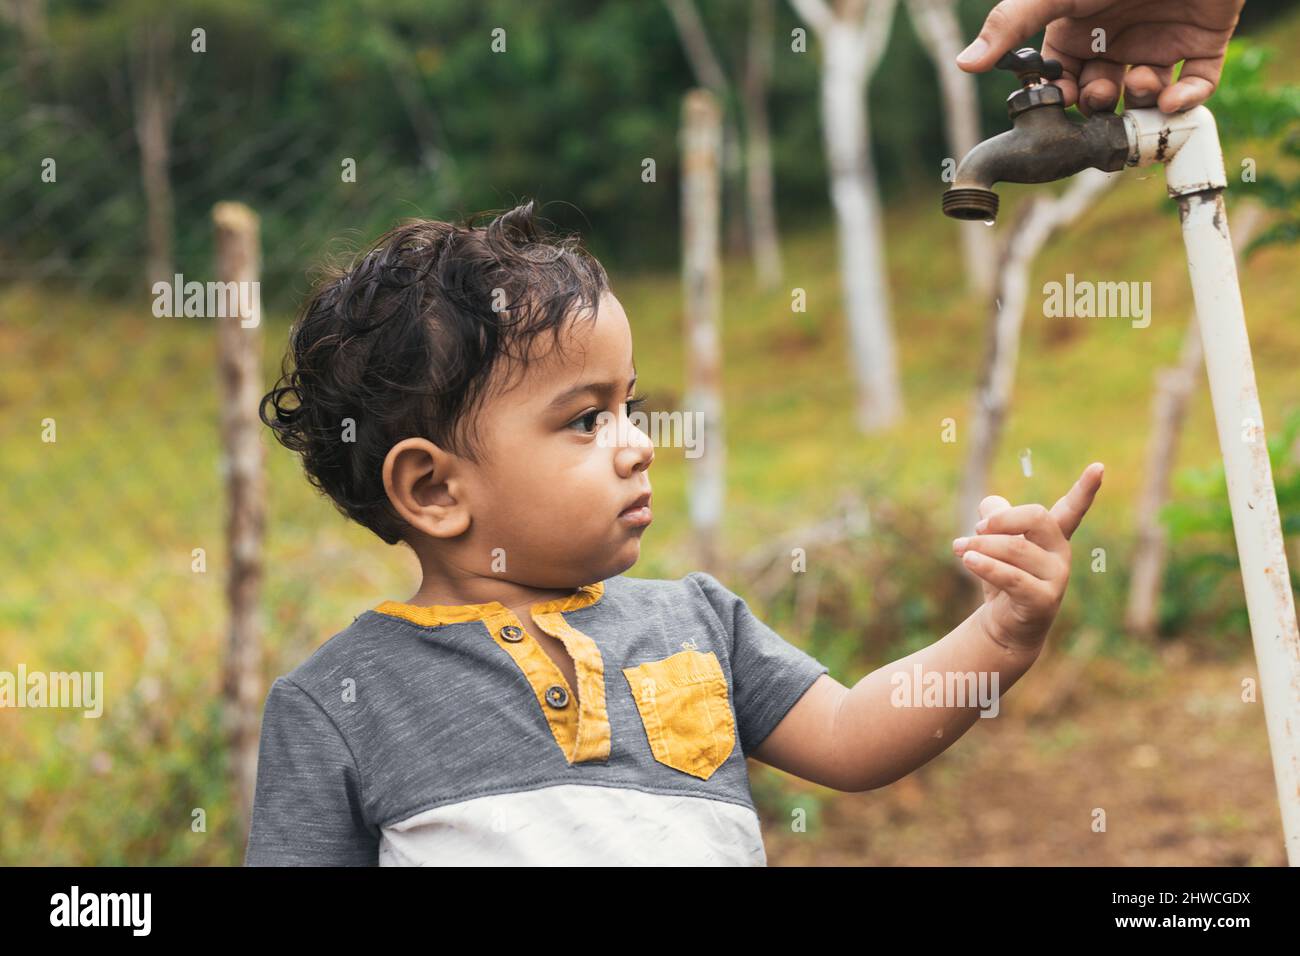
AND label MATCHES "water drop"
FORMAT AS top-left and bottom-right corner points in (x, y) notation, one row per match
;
(1018, 447), (1033, 477)
(982, 219), (995, 227)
